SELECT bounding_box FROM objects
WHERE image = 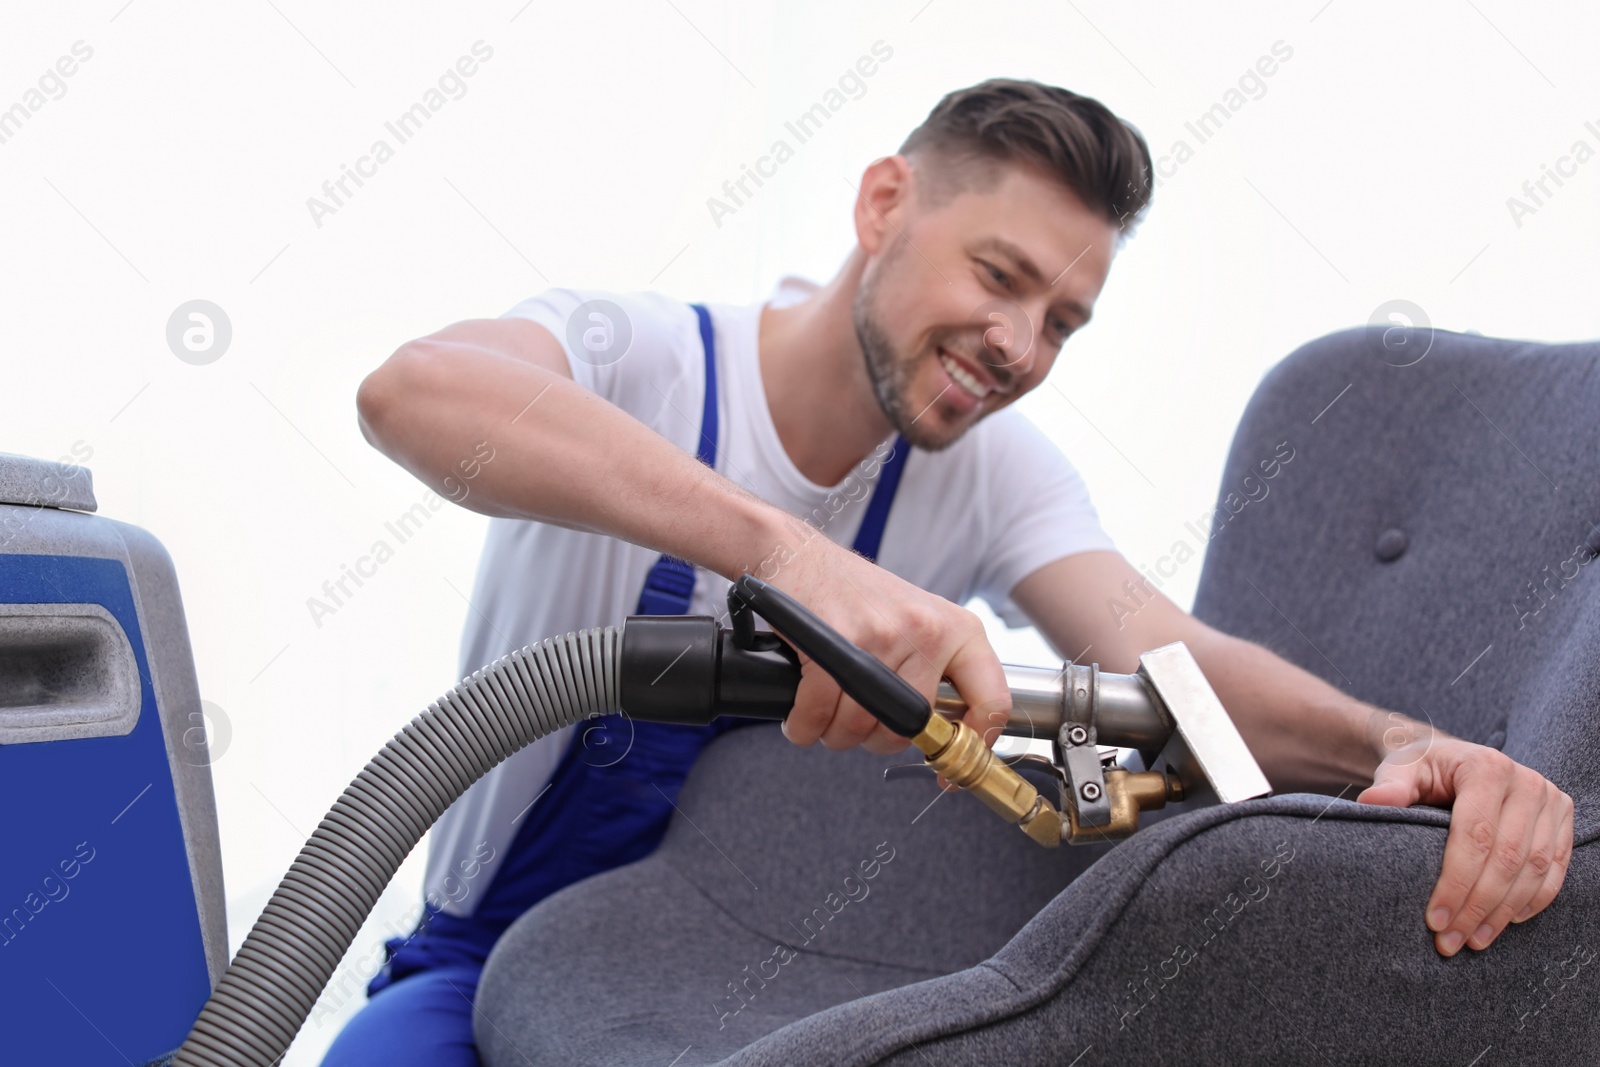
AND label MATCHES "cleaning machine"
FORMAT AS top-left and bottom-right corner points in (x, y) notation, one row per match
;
(0, 449), (1271, 1065)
